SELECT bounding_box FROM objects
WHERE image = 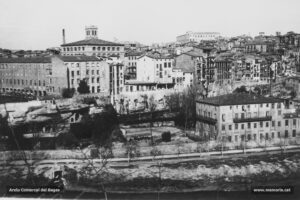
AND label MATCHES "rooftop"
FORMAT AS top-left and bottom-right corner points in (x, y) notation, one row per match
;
(197, 93), (283, 106)
(125, 51), (145, 57)
(59, 55), (102, 62)
(0, 57), (51, 63)
(61, 38), (124, 47)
